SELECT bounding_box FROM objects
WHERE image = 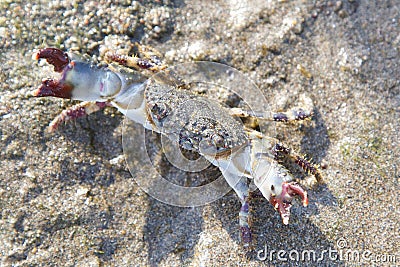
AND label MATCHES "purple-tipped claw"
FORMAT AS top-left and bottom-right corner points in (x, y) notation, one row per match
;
(34, 48), (70, 73)
(33, 78), (73, 99)
(33, 48), (74, 99)
(269, 182), (308, 225)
